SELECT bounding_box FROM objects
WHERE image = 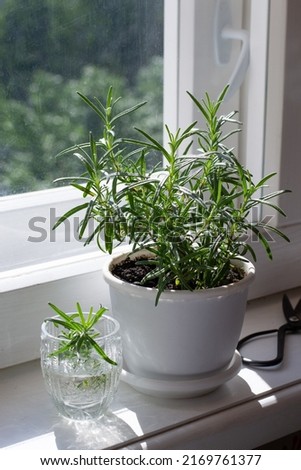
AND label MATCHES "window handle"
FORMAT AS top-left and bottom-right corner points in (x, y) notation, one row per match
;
(222, 27), (250, 99)
(214, 0), (250, 100)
